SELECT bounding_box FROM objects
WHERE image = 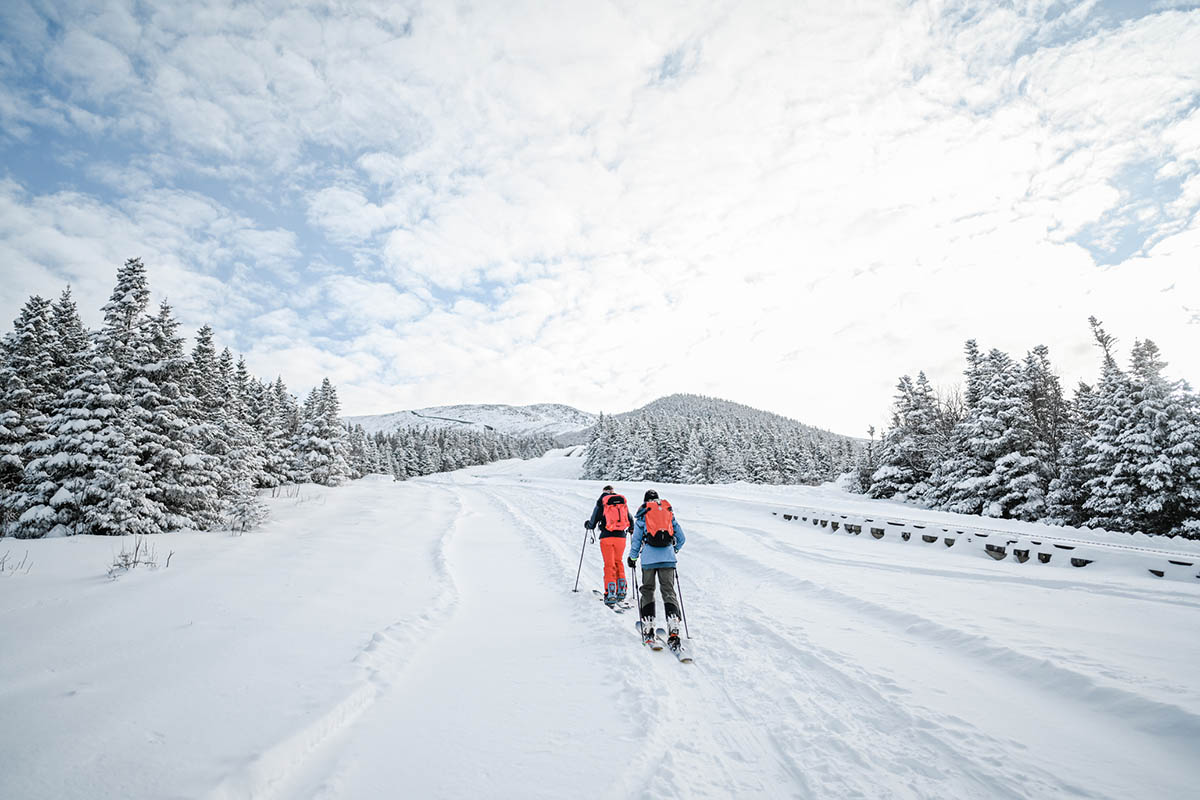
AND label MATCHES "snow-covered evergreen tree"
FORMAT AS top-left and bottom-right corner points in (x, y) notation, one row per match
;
(1167, 385), (1200, 537)
(227, 480), (268, 534)
(1080, 319), (1137, 531)
(1045, 383), (1092, 527)
(869, 374), (938, 500)
(876, 320), (1198, 537)
(1114, 340), (1200, 536)
(0, 259), (379, 537)
(0, 296), (55, 535)
(925, 347), (992, 513)
(187, 325), (236, 504)
(90, 258), (167, 535)
(142, 302), (221, 530)
(850, 426), (879, 493)
(295, 379), (352, 486)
